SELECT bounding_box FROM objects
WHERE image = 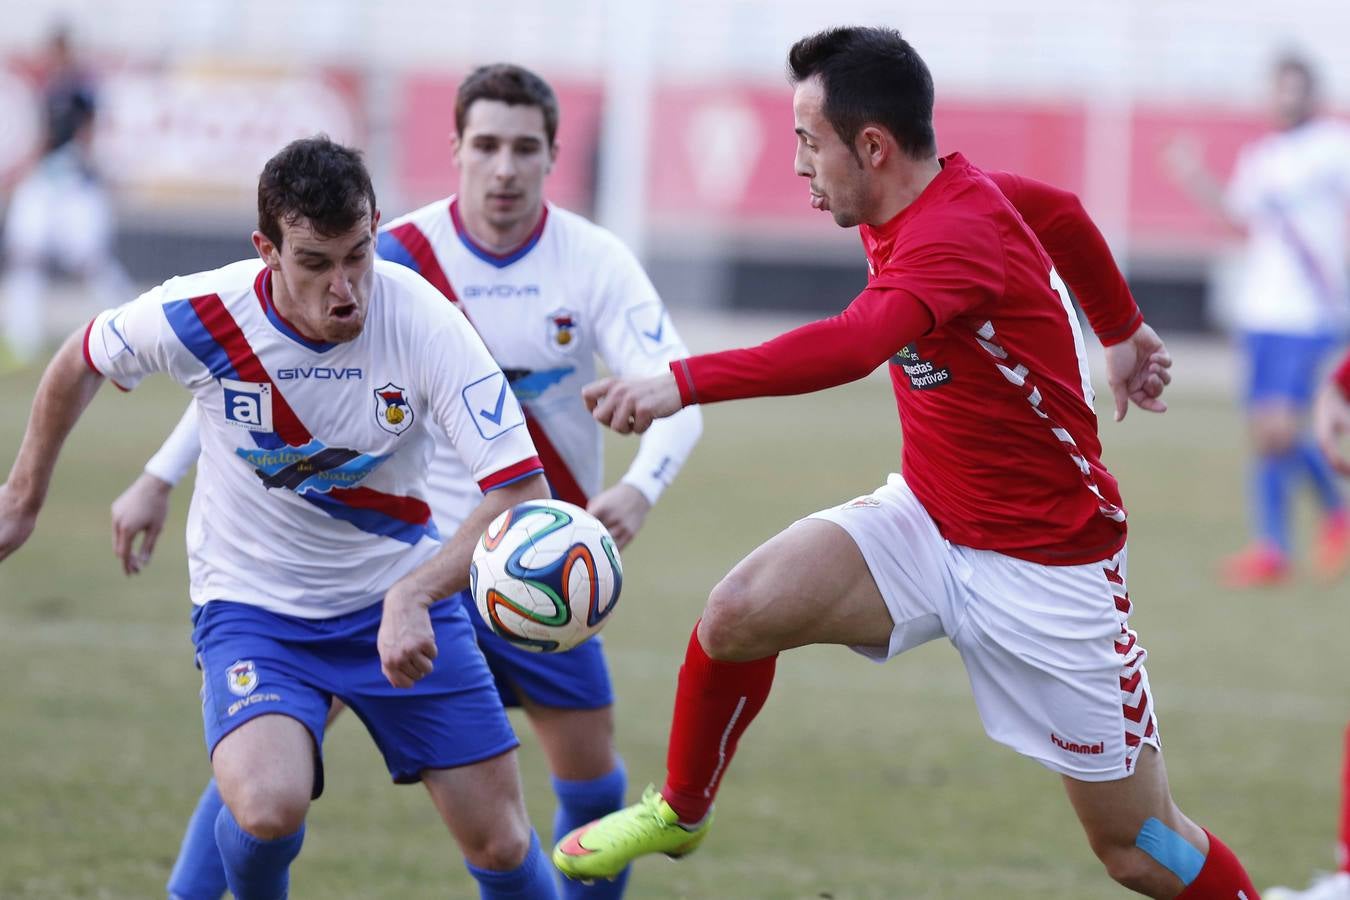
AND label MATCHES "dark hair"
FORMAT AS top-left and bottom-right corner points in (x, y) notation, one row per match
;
(456, 63), (560, 145)
(787, 26), (936, 161)
(1275, 51), (1319, 95)
(257, 135), (376, 248)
